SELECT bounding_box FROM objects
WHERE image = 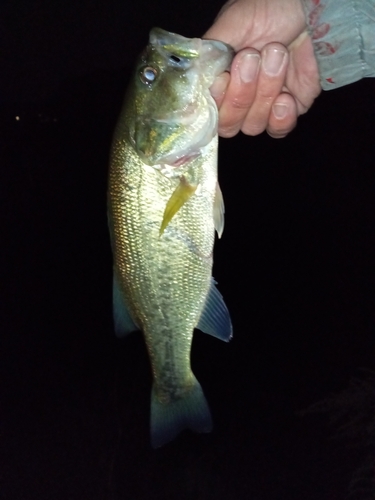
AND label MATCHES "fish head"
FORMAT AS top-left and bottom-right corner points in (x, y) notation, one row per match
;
(127, 28), (234, 167)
